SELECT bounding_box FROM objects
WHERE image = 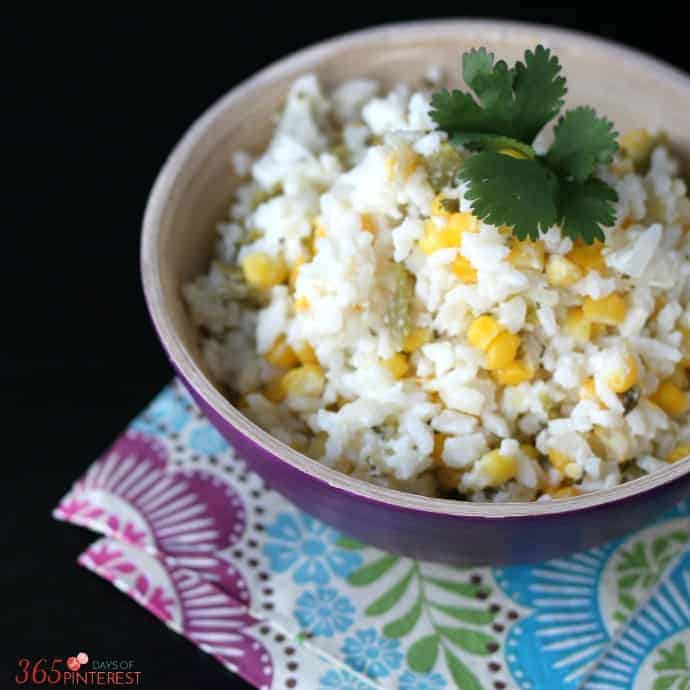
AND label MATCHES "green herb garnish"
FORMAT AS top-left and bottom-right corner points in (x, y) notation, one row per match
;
(430, 45), (619, 243)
